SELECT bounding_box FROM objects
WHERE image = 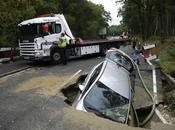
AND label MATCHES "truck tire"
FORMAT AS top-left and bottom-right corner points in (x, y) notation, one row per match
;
(51, 49), (62, 64)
